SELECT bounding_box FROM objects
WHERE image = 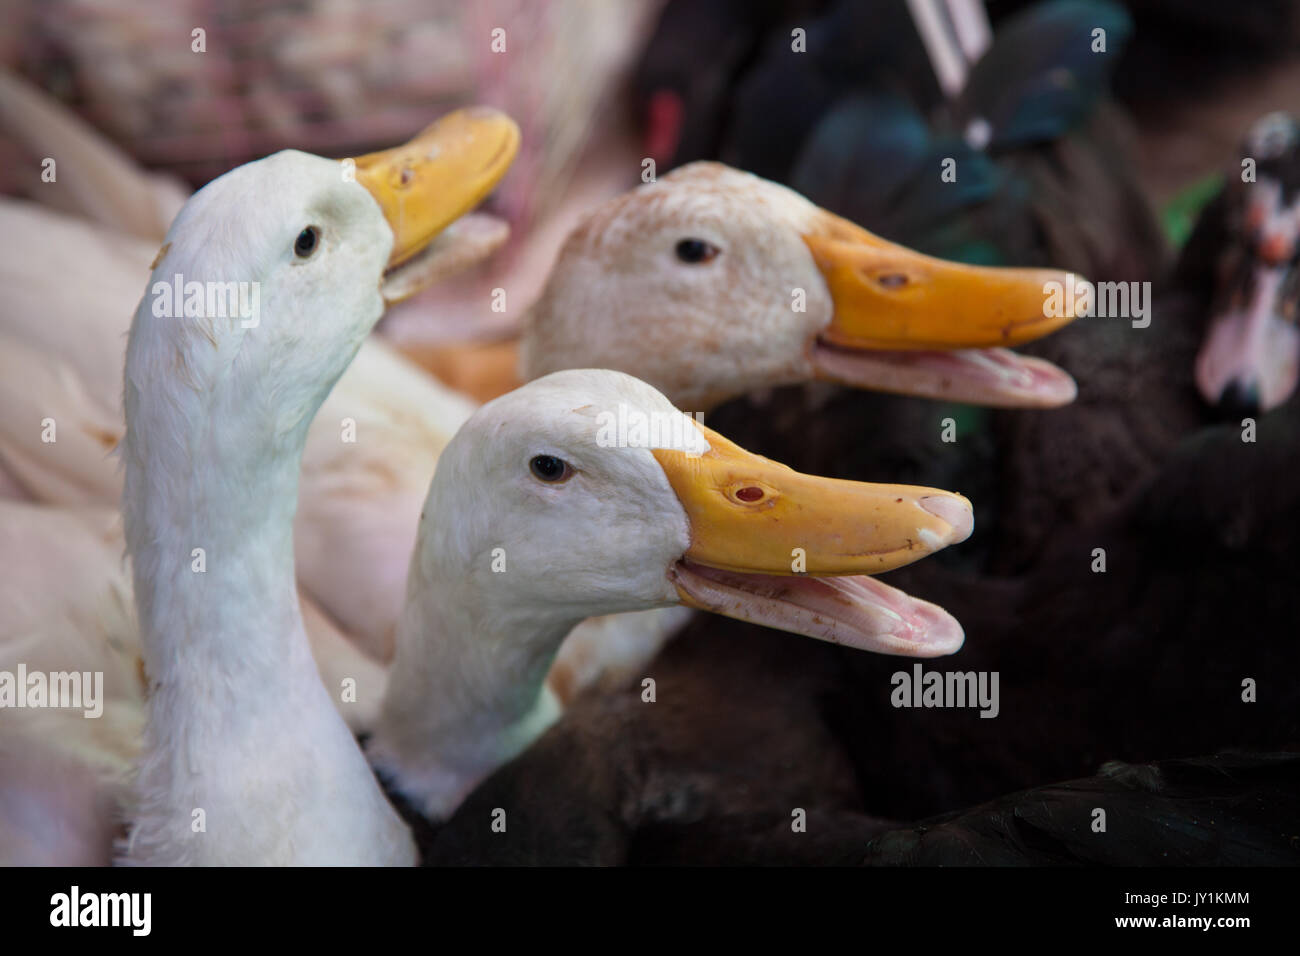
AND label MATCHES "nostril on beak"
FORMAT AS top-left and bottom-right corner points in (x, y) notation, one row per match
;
(1217, 380), (1261, 420)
